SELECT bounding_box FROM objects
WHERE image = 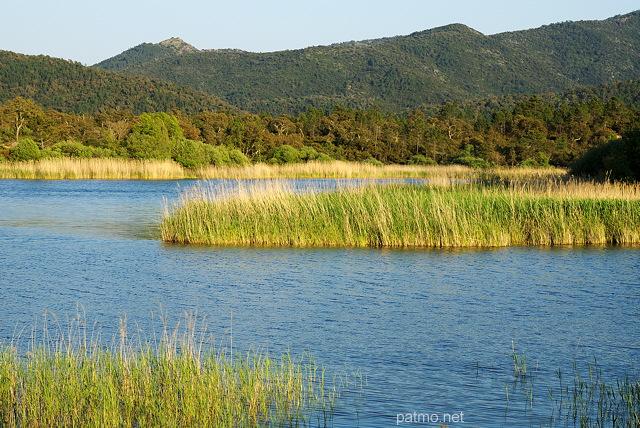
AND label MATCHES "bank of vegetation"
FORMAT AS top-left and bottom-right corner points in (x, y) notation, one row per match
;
(161, 178), (640, 248)
(1, 94), (638, 173)
(0, 311), (342, 427)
